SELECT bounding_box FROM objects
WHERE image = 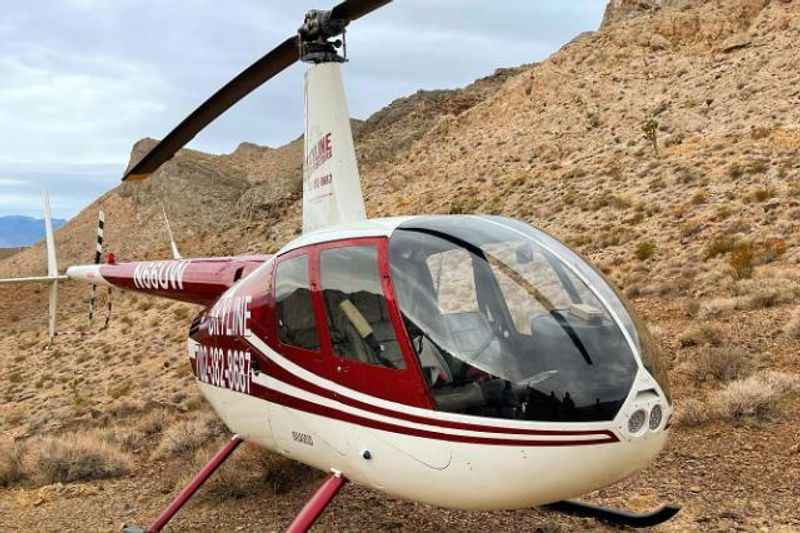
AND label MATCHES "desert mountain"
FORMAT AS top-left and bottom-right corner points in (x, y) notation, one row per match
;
(1, 0), (799, 530)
